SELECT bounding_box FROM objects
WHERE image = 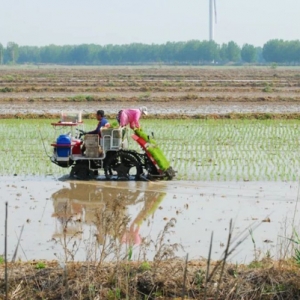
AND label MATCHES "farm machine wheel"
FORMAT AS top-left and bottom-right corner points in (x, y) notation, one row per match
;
(70, 162), (92, 180)
(104, 151), (142, 180)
